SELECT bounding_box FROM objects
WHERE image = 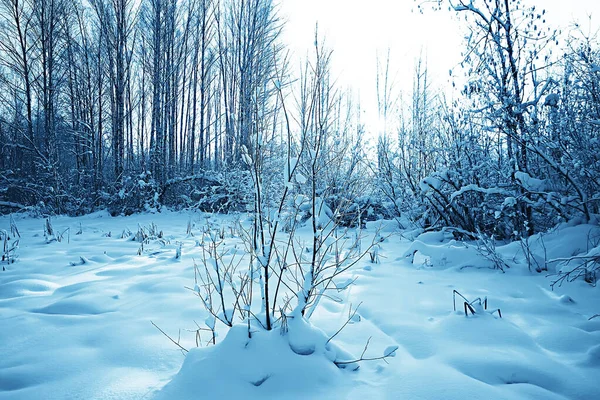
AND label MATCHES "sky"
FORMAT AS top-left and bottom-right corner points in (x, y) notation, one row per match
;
(279, 0), (600, 133)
